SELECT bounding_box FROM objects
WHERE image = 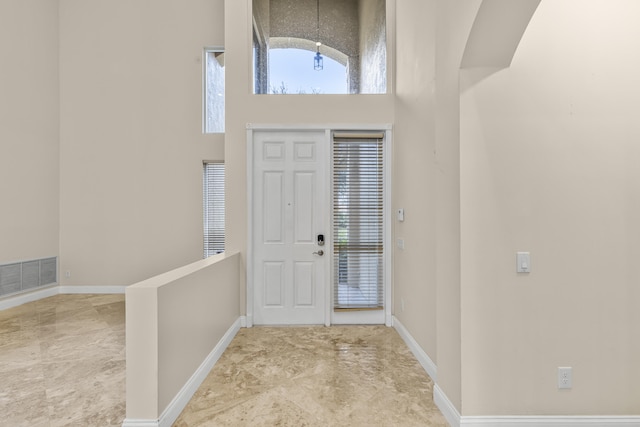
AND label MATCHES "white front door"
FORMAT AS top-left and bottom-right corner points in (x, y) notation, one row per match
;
(251, 130), (327, 325)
